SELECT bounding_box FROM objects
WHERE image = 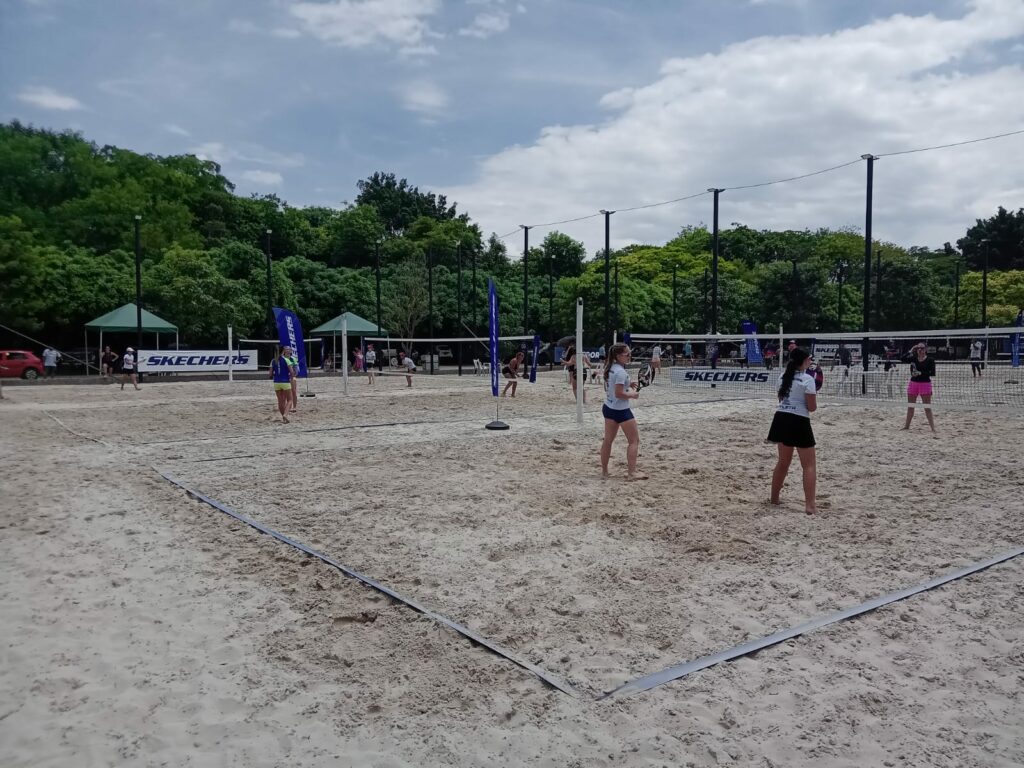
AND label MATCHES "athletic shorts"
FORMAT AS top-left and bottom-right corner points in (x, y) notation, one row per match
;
(602, 404), (635, 423)
(907, 381), (932, 397)
(767, 411), (815, 449)
(274, 382), (292, 391)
